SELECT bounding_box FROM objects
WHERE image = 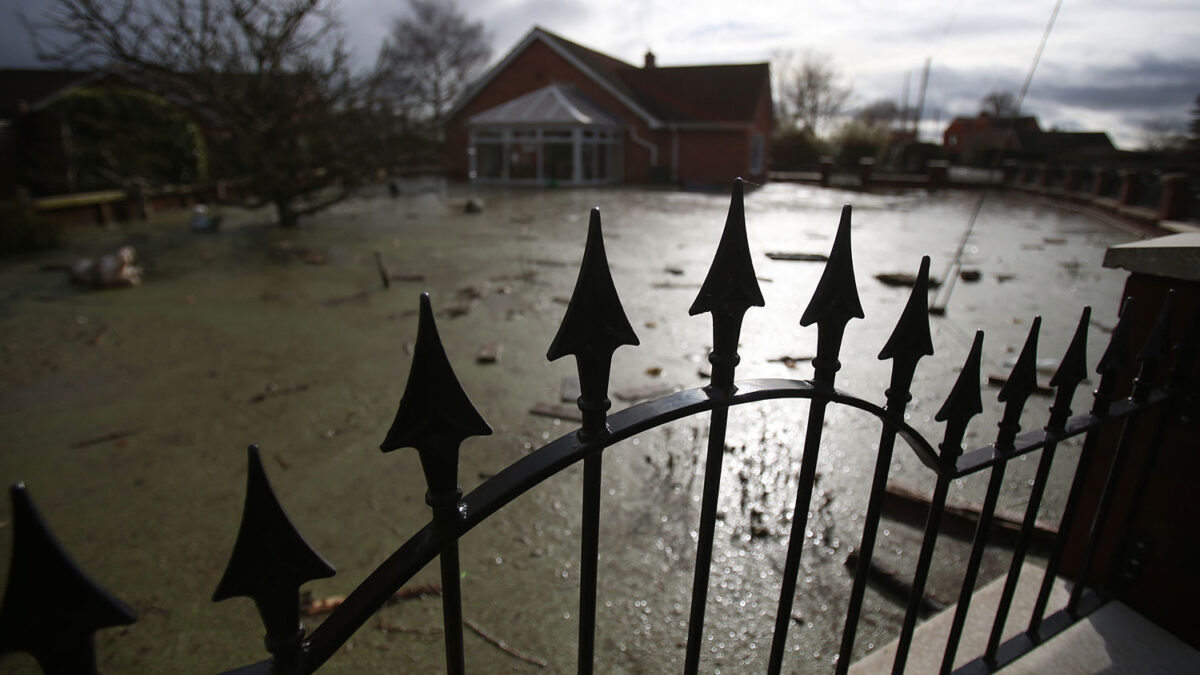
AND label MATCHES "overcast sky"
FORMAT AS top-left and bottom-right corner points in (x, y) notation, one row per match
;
(5, 0), (1197, 149)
